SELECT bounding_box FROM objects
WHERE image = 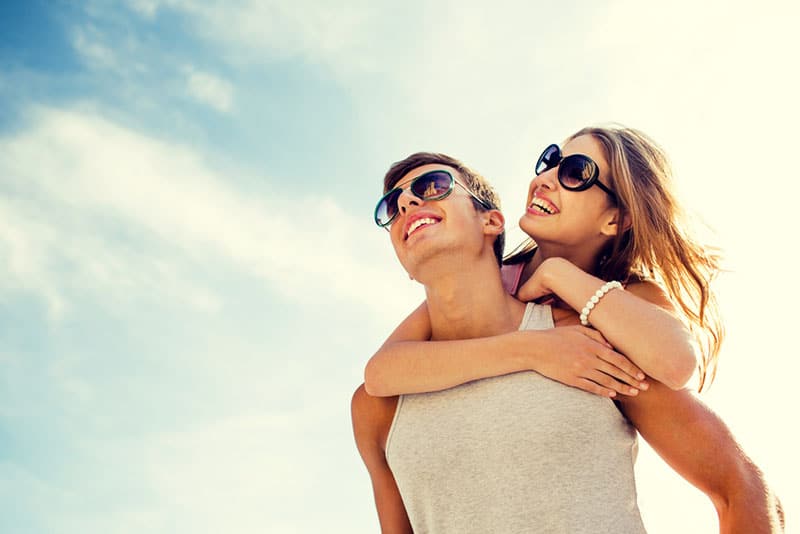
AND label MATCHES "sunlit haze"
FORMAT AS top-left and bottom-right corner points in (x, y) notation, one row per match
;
(1, 1), (797, 532)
